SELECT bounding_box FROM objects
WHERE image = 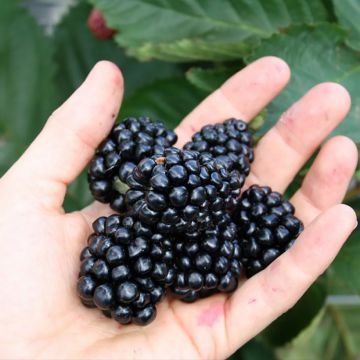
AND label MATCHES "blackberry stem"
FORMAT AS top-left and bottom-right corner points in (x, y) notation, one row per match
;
(113, 177), (129, 194)
(155, 157), (165, 165)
